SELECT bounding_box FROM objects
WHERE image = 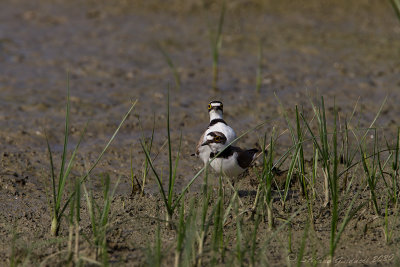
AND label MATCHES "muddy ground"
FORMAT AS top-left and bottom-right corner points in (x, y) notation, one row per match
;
(1, 0), (400, 265)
